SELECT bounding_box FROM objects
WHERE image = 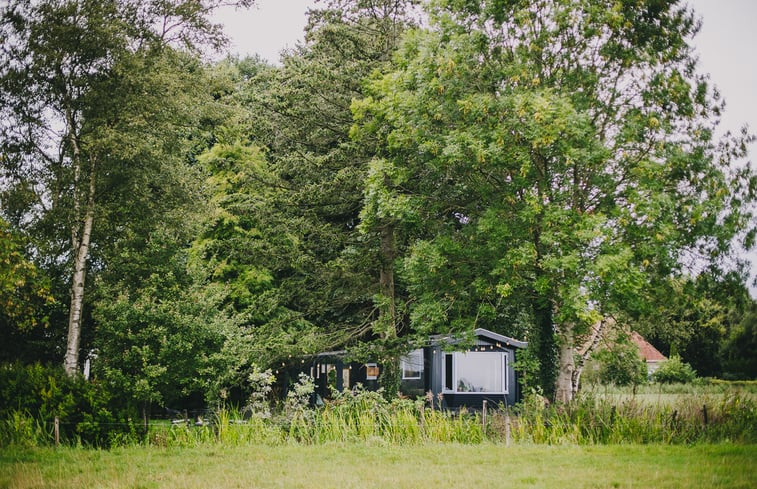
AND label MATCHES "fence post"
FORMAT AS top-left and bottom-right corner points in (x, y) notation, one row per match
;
(54, 416), (60, 446)
(702, 404), (708, 426)
(505, 405), (512, 447)
(482, 400), (488, 434)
